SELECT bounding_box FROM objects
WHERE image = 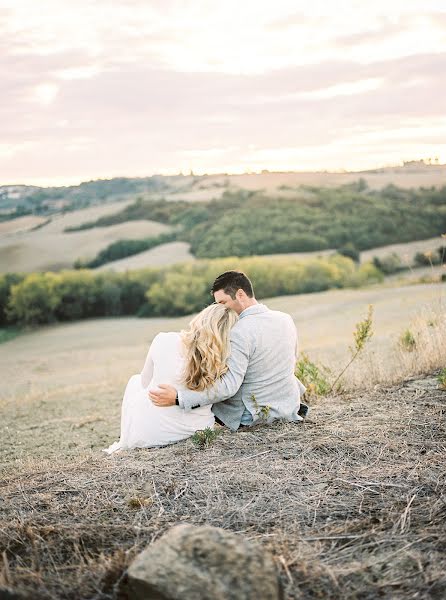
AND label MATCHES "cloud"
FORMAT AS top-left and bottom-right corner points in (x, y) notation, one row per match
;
(1, 2), (446, 183)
